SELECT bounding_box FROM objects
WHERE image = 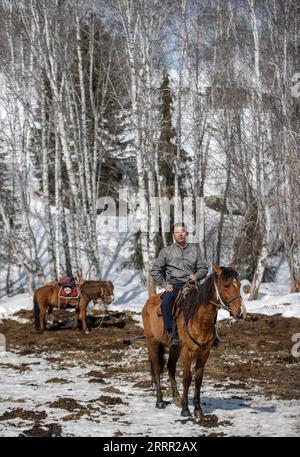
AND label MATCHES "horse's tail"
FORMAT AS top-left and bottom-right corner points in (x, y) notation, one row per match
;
(33, 293), (40, 330)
